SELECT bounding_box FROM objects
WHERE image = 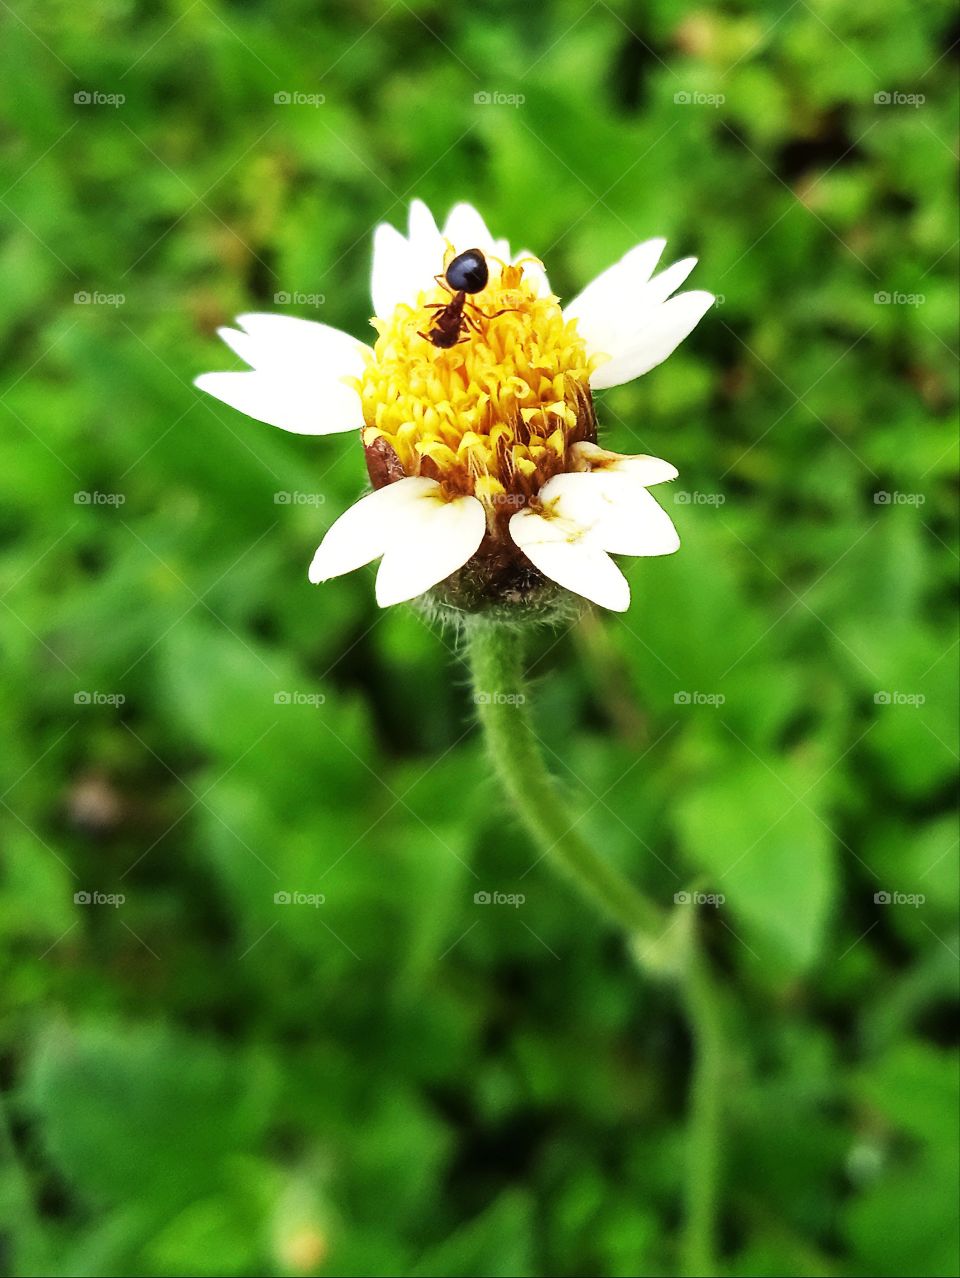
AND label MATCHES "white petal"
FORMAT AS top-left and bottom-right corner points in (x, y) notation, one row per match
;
(626, 456), (678, 486)
(370, 203), (448, 318)
(509, 509), (630, 611)
(537, 472), (680, 557)
(375, 491), (486, 606)
(642, 257), (698, 306)
(564, 240), (712, 389)
(308, 478), (439, 584)
(442, 203), (499, 256)
(407, 199), (441, 255)
(406, 200), (445, 293)
(570, 441), (678, 486)
(195, 315), (368, 435)
(564, 237), (667, 326)
(230, 314), (366, 371)
(371, 202), (519, 314)
(371, 221), (418, 320)
(588, 290), (715, 389)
